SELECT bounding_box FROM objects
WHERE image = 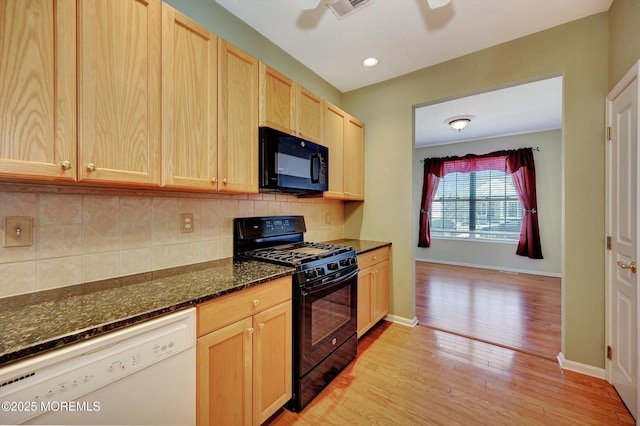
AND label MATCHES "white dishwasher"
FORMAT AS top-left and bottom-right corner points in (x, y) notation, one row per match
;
(0, 308), (196, 425)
